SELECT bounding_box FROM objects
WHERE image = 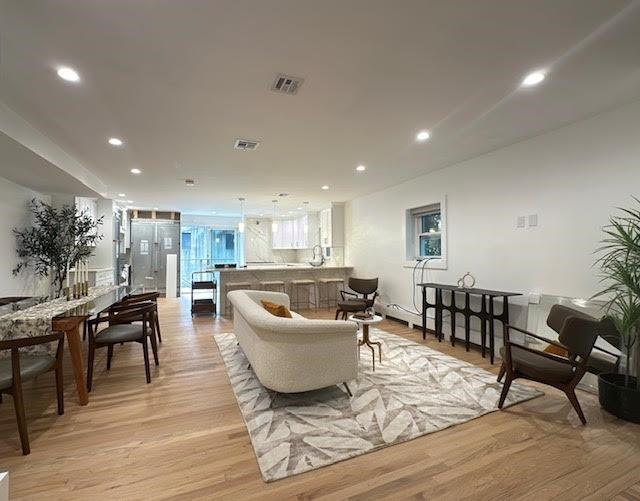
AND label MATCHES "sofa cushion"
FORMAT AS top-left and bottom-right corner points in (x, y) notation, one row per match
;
(261, 300), (292, 318)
